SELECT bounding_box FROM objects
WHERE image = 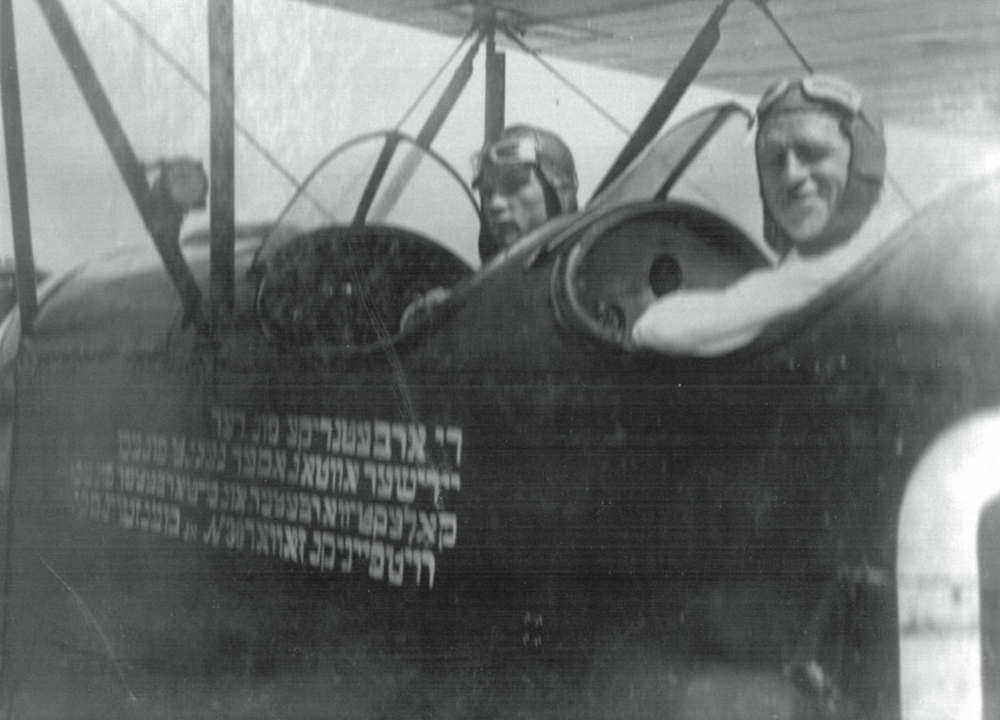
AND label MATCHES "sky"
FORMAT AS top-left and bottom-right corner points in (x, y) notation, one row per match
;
(1, 0), (998, 274)
(0, 0), (660, 272)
